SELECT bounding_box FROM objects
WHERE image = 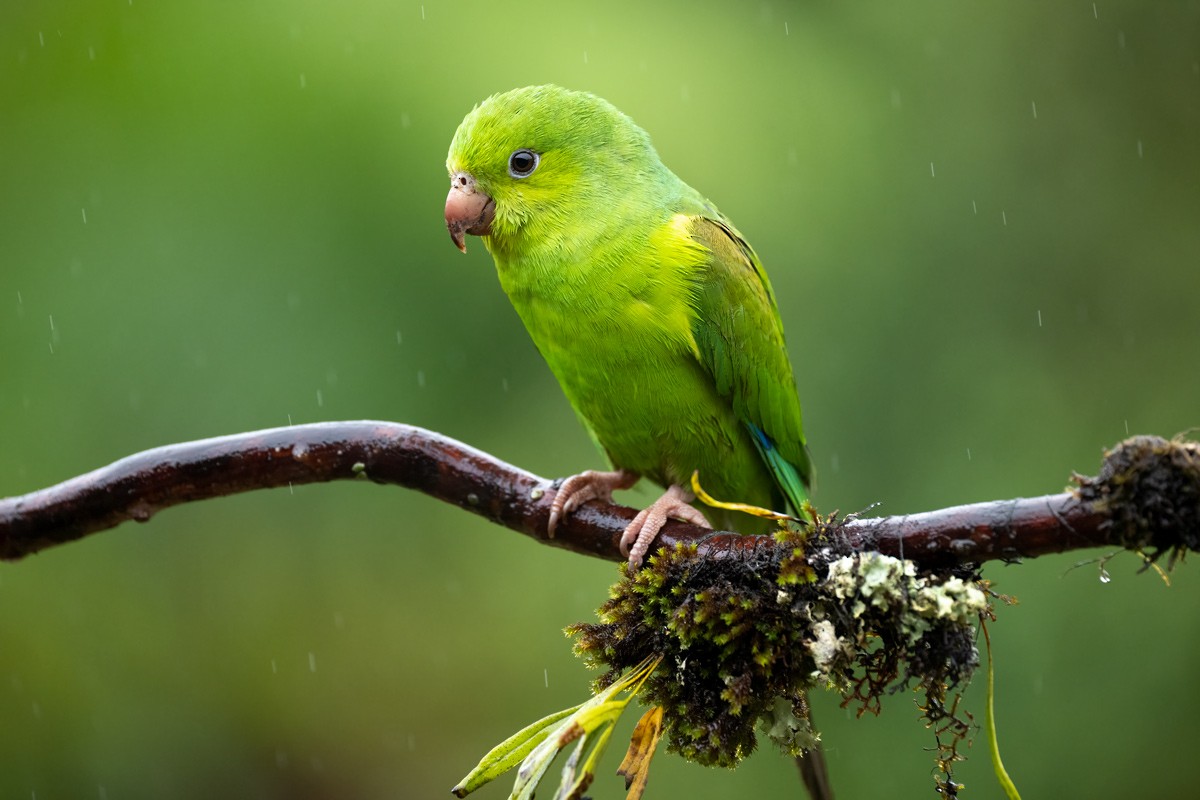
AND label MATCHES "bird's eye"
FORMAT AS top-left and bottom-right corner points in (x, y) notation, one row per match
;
(508, 149), (539, 178)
